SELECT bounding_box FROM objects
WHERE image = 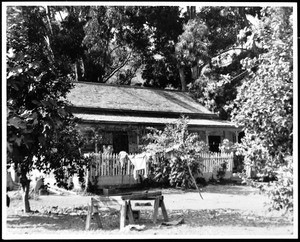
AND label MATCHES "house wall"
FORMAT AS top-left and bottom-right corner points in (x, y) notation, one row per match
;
(77, 123), (238, 154)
